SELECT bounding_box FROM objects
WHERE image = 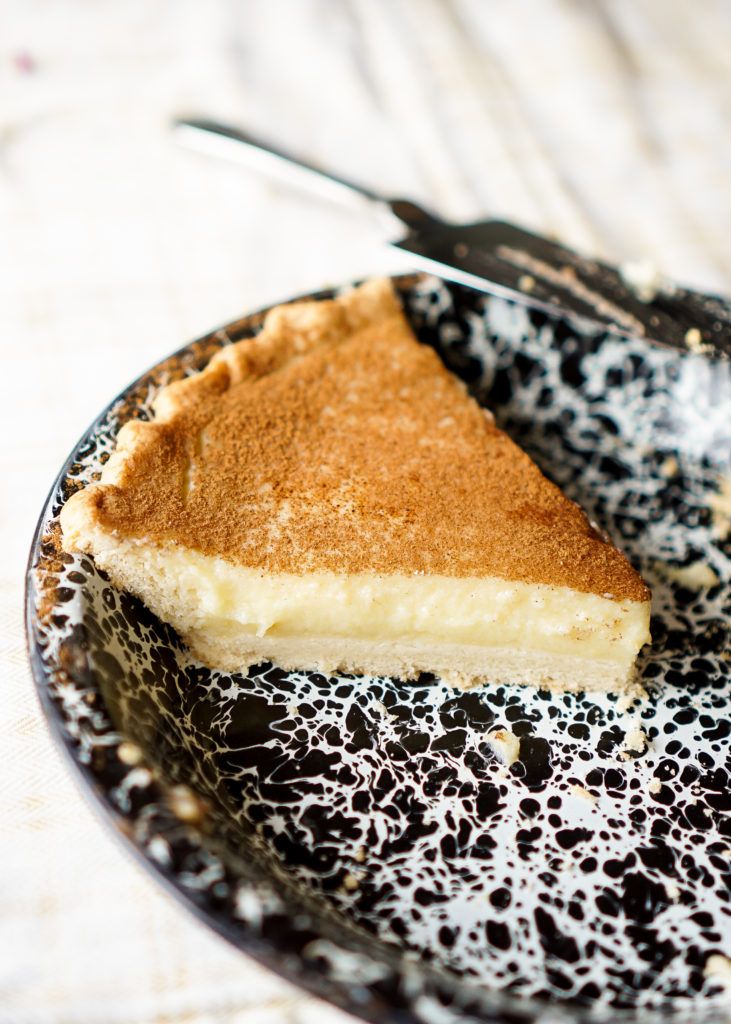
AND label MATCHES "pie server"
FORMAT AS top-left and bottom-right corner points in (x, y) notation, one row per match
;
(174, 117), (730, 361)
